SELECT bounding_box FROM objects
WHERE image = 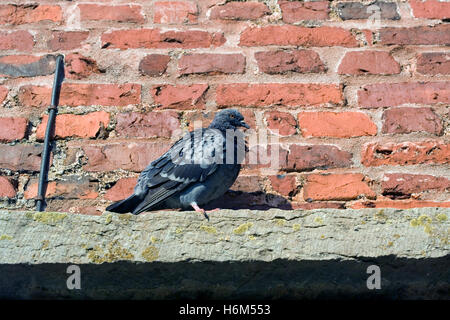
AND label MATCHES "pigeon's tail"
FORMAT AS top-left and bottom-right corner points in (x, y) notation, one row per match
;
(106, 194), (141, 214)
